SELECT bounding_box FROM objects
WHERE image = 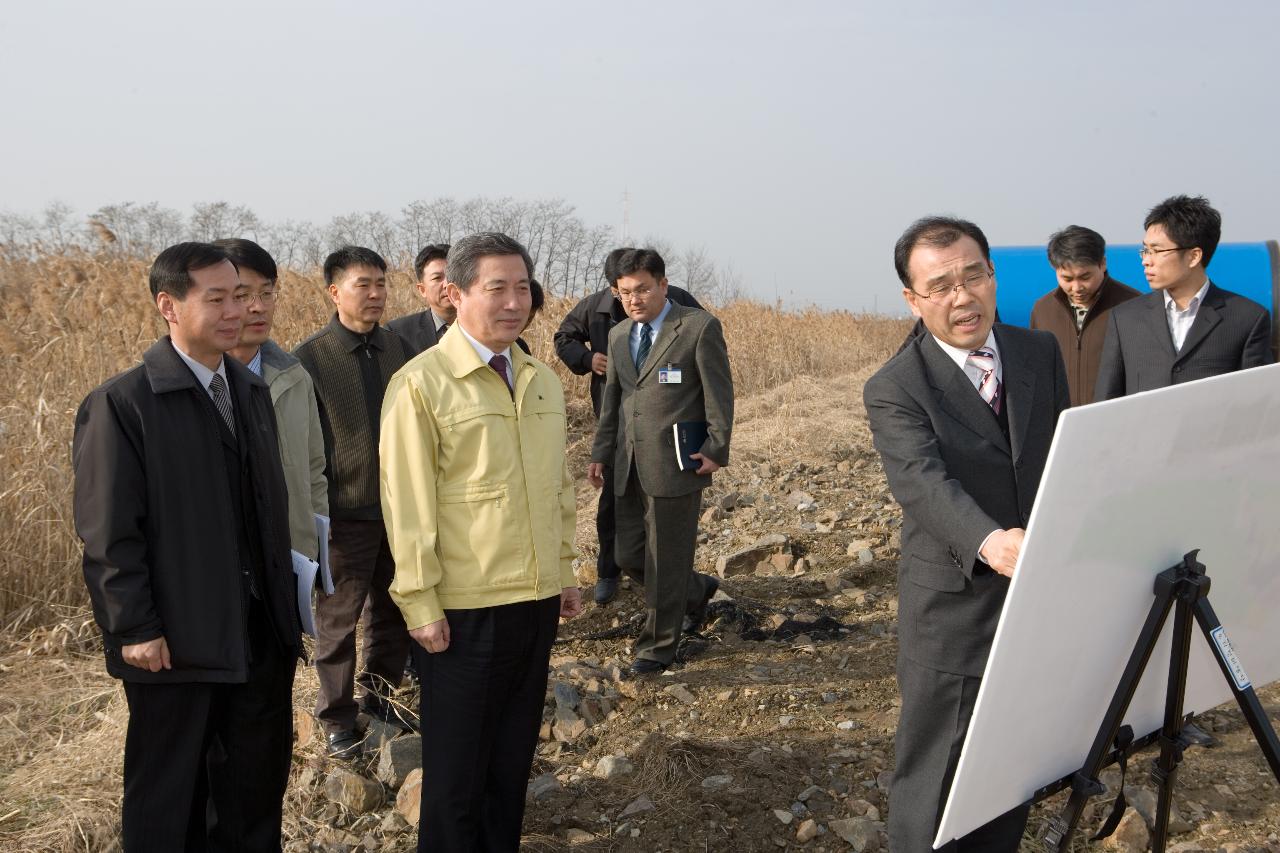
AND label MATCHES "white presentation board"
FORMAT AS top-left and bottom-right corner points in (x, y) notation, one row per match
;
(935, 363), (1280, 847)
